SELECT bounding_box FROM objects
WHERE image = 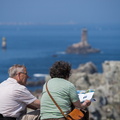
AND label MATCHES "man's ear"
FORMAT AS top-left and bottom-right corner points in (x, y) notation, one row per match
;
(14, 73), (21, 82)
